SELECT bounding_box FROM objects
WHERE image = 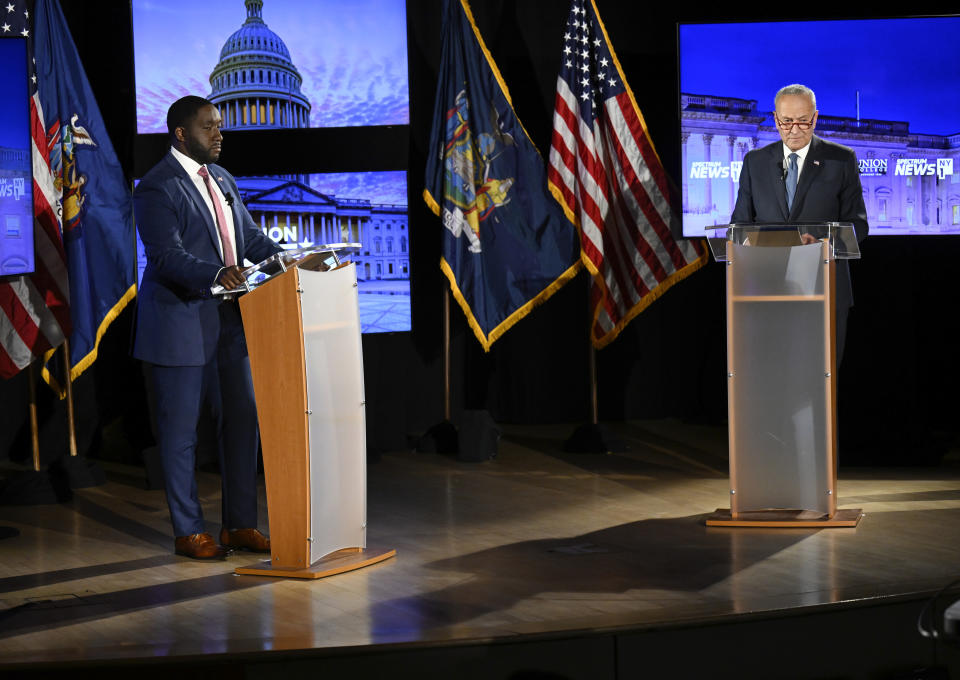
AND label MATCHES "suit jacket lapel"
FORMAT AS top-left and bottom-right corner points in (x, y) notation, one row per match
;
(166, 154), (223, 259)
(767, 144), (789, 221)
(789, 135), (822, 221)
